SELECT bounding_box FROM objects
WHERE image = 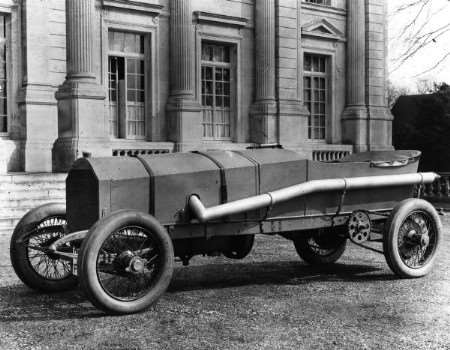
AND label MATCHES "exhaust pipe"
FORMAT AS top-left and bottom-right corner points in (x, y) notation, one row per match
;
(189, 172), (439, 223)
